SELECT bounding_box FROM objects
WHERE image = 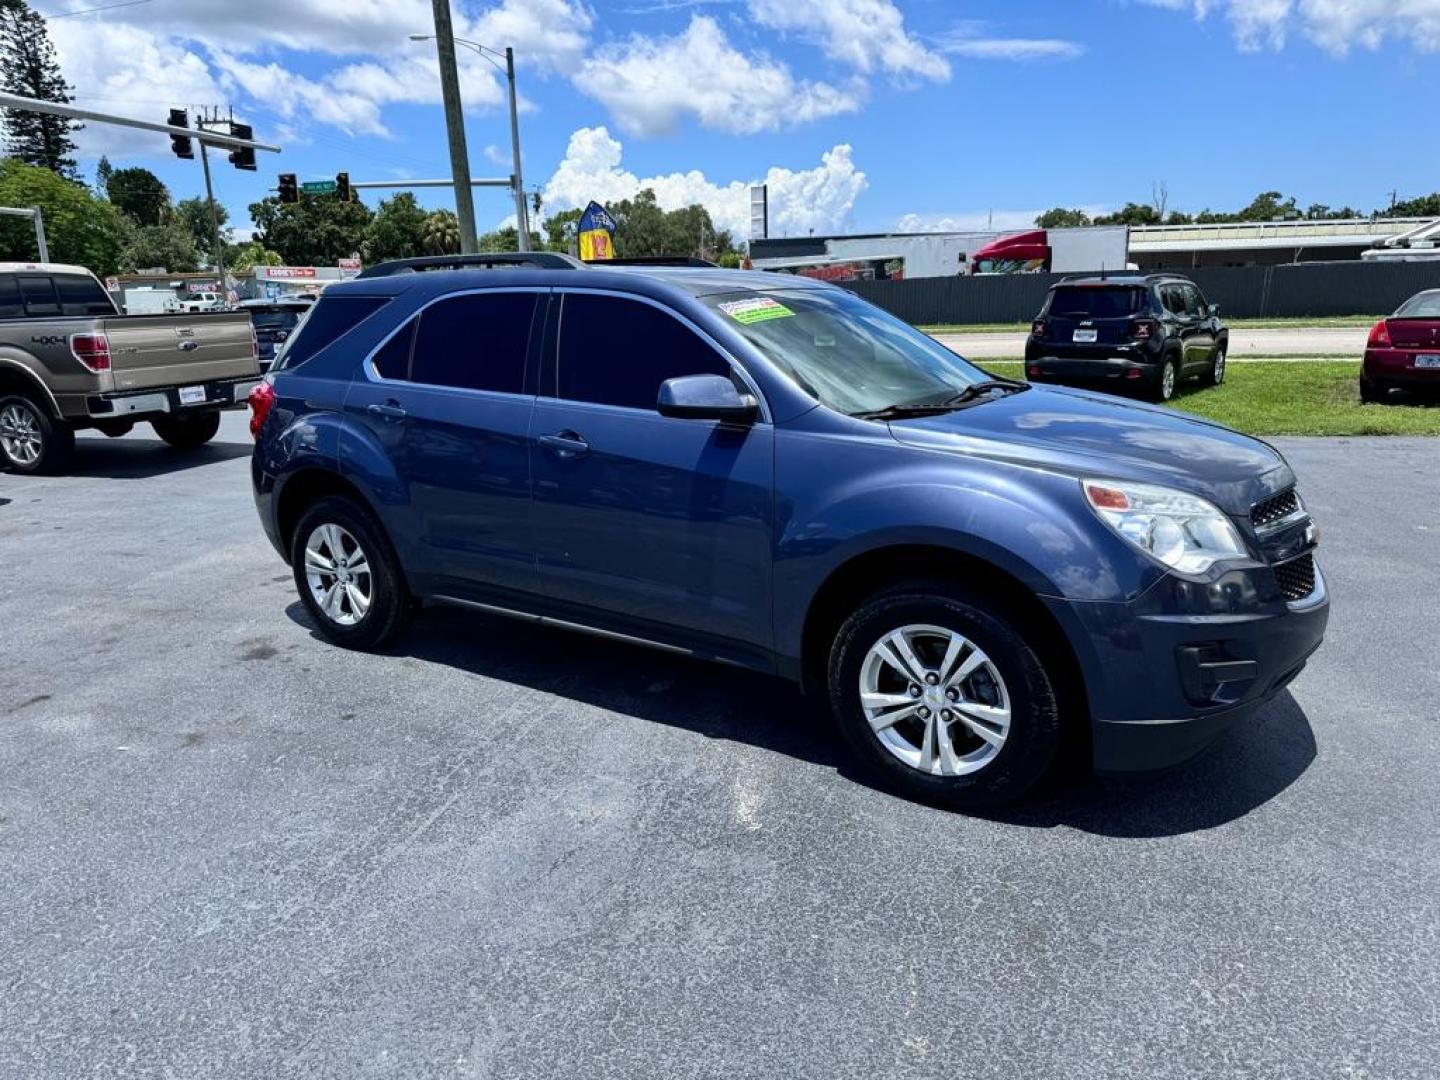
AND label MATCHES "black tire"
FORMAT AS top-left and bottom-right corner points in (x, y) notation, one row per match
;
(1153, 356), (1179, 402)
(290, 495), (413, 650)
(1208, 344), (1227, 387)
(827, 581), (1064, 809)
(1359, 376), (1384, 404)
(151, 410), (221, 449)
(0, 393), (74, 475)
